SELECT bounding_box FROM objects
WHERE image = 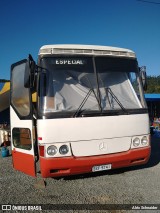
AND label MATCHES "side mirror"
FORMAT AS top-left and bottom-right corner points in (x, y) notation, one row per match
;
(24, 54), (36, 88)
(140, 66), (147, 91)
